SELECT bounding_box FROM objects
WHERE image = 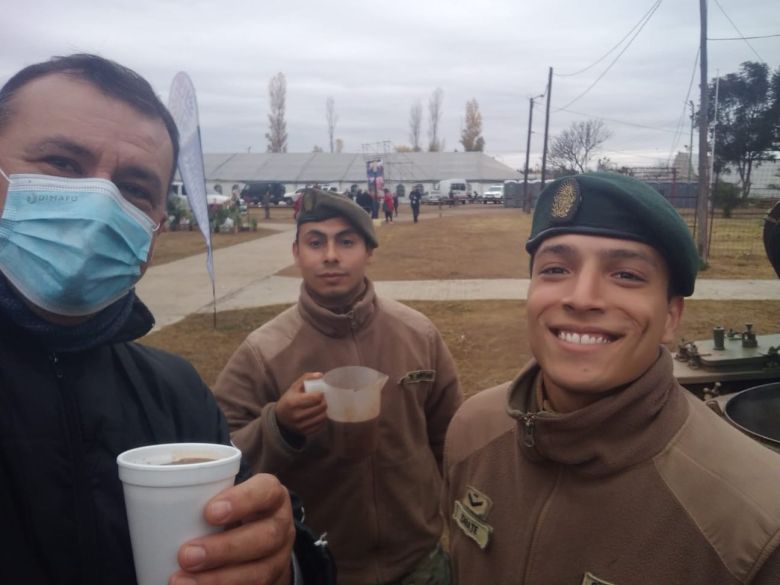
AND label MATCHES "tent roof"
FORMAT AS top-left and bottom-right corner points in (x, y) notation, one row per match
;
(200, 152), (521, 184)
